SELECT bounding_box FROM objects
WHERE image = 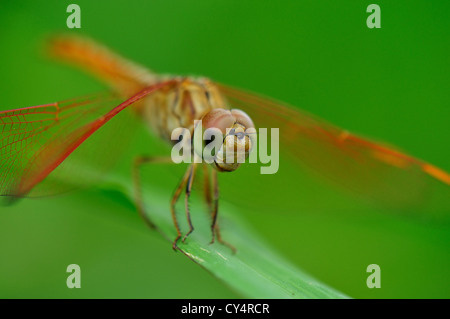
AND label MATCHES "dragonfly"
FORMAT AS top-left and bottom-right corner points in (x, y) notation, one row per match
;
(1, 35), (449, 251)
